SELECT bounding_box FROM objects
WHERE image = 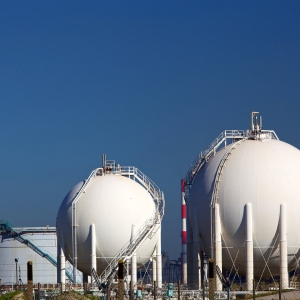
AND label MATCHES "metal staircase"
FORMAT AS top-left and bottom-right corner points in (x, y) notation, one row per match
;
(185, 130), (246, 188)
(0, 220), (74, 283)
(185, 129), (279, 198)
(210, 137), (247, 207)
(97, 215), (160, 289)
(72, 157), (165, 288)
